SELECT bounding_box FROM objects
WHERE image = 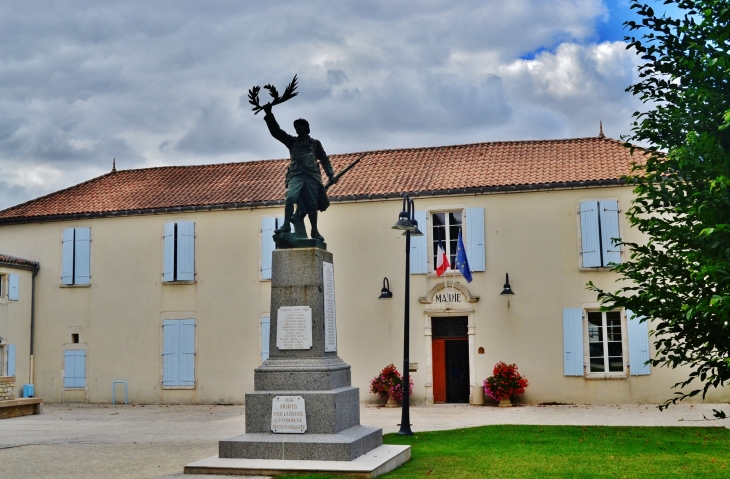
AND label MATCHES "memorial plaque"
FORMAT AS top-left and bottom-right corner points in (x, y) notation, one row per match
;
(323, 261), (337, 352)
(276, 306), (313, 350)
(271, 396), (307, 434)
